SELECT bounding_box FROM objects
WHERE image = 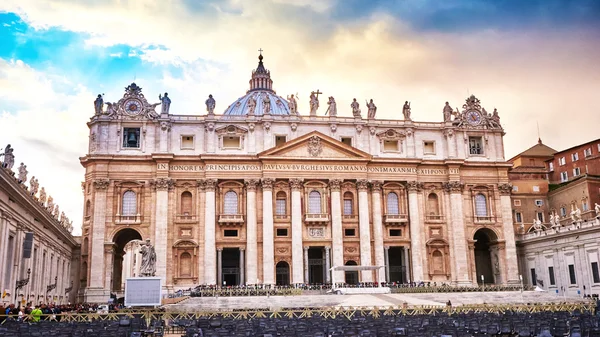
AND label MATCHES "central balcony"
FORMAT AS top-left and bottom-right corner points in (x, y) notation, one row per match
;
(304, 213), (330, 225)
(218, 214), (245, 226)
(114, 214), (143, 225)
(384, 213), (408, 226)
